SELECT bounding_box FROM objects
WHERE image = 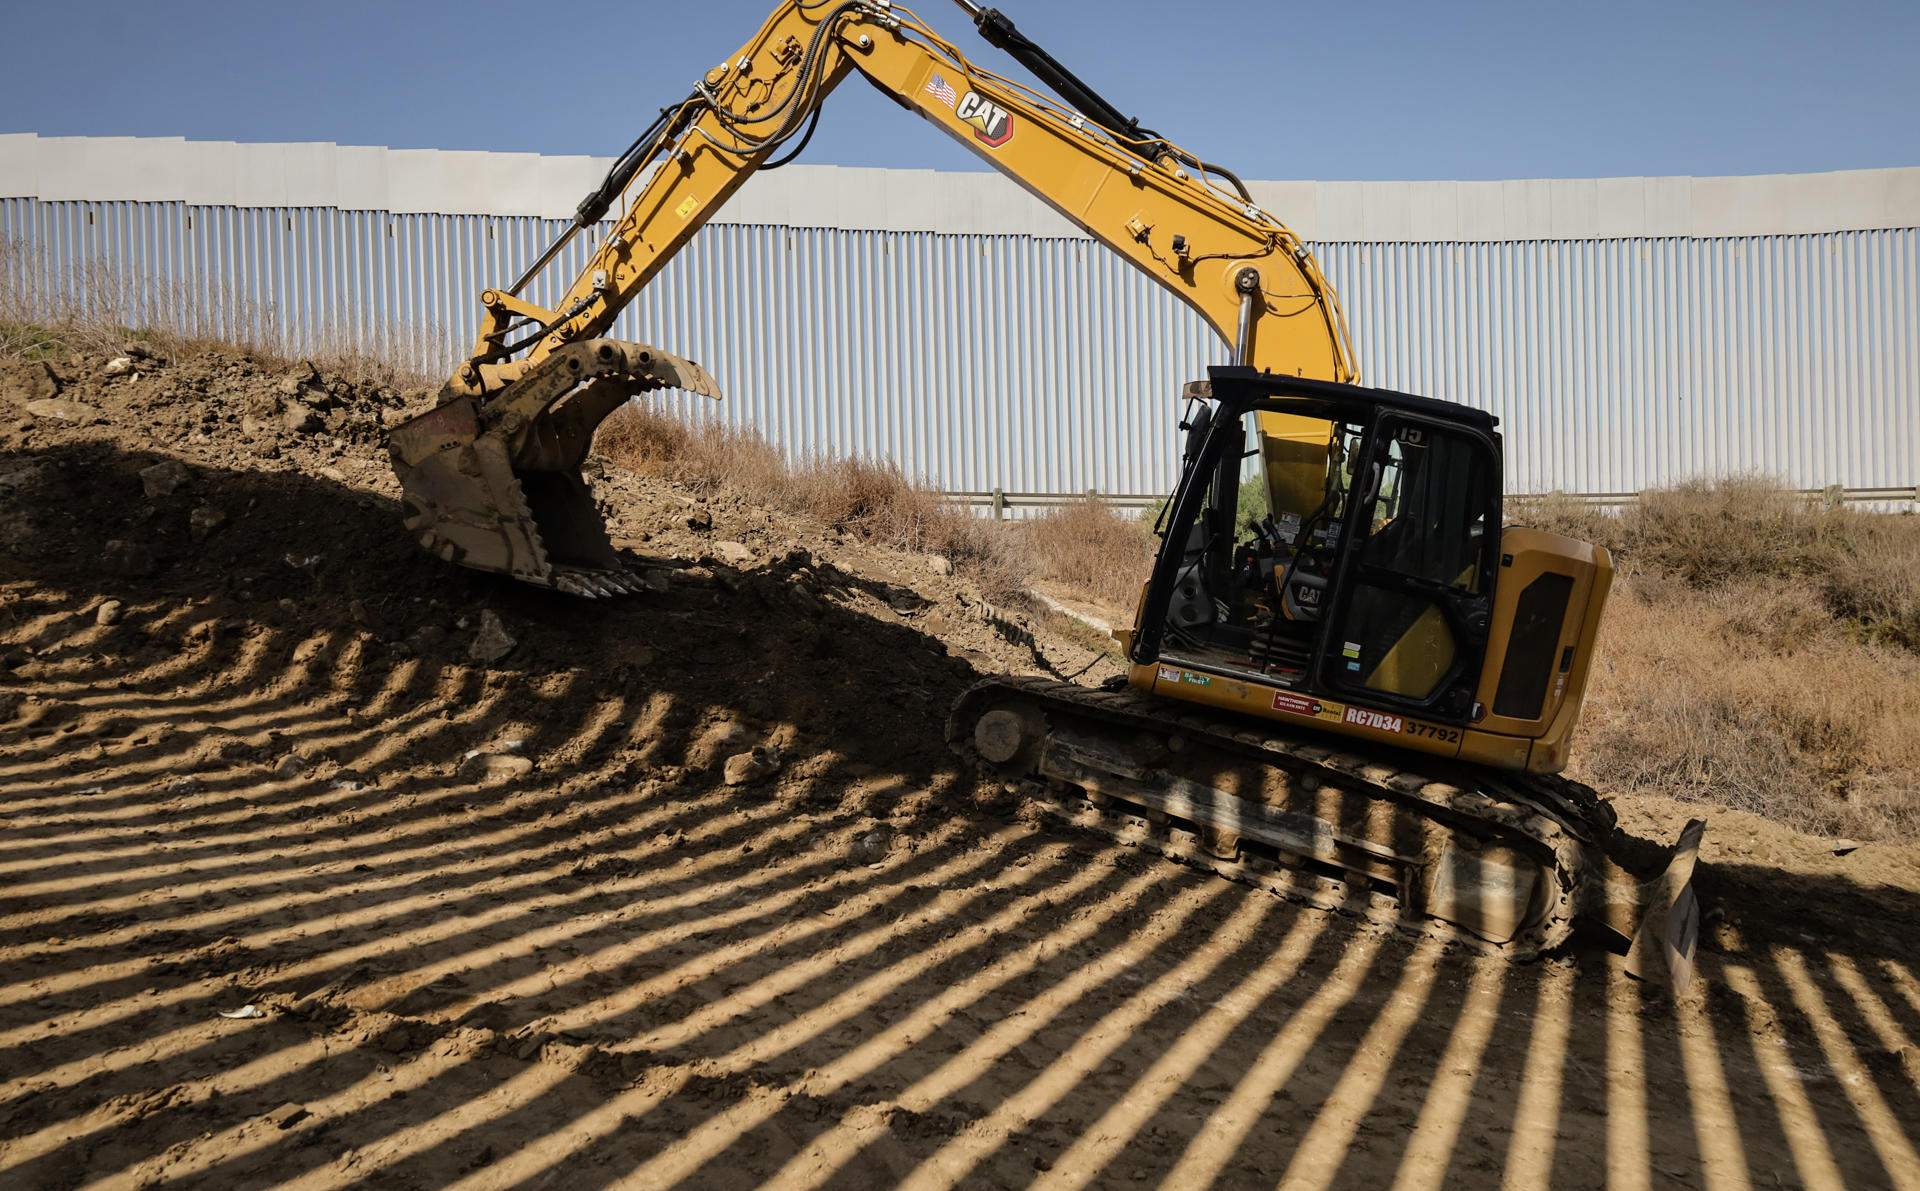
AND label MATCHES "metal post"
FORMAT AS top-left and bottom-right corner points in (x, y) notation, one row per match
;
(1233, 267), (1261, 366)
(992, 487), (1005, 520)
